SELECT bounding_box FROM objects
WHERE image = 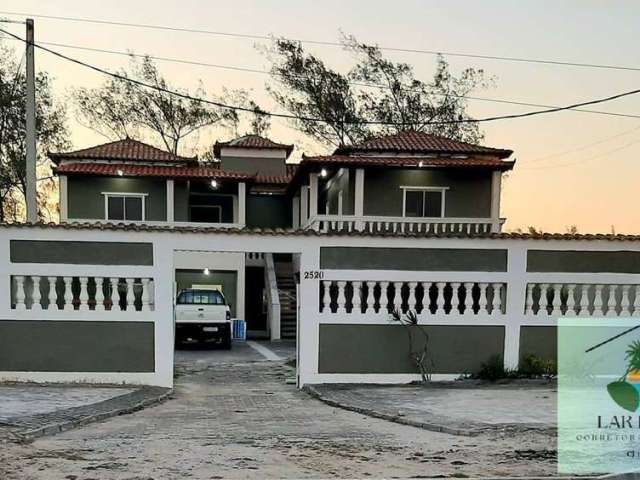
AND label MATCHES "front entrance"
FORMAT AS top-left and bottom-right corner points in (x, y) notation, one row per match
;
(245, 266), (267, 338)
